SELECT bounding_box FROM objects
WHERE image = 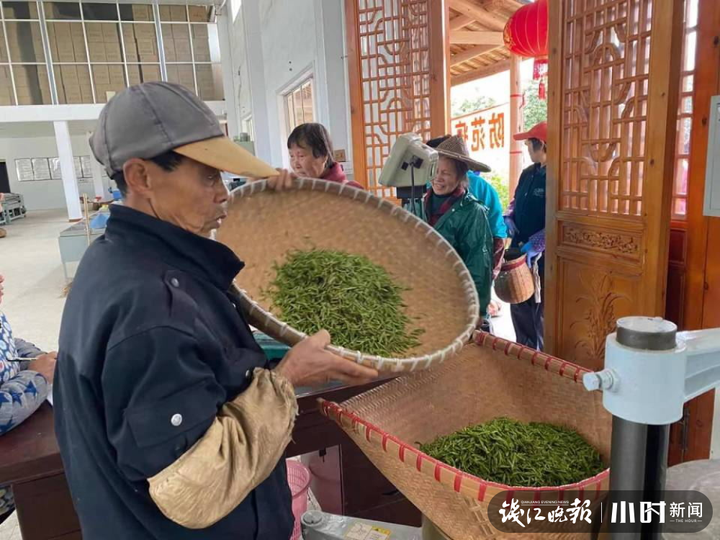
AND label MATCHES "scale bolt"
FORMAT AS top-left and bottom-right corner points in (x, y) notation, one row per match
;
(583, 369), (617, 392)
